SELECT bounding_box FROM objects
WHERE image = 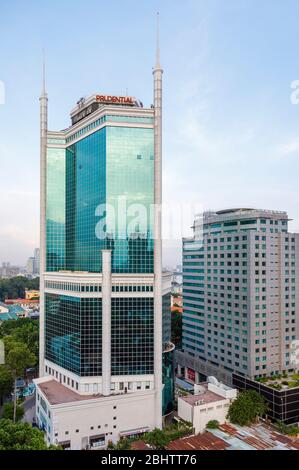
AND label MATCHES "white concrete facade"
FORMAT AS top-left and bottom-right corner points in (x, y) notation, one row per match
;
(178, 382), (237, 435)
(35, 377), (156, 449)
